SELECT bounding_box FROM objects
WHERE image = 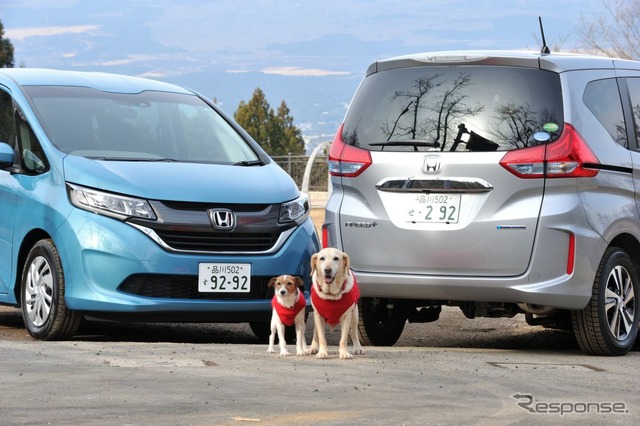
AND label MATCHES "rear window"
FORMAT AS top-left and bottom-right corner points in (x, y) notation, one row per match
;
(343, 65), (564, 152)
